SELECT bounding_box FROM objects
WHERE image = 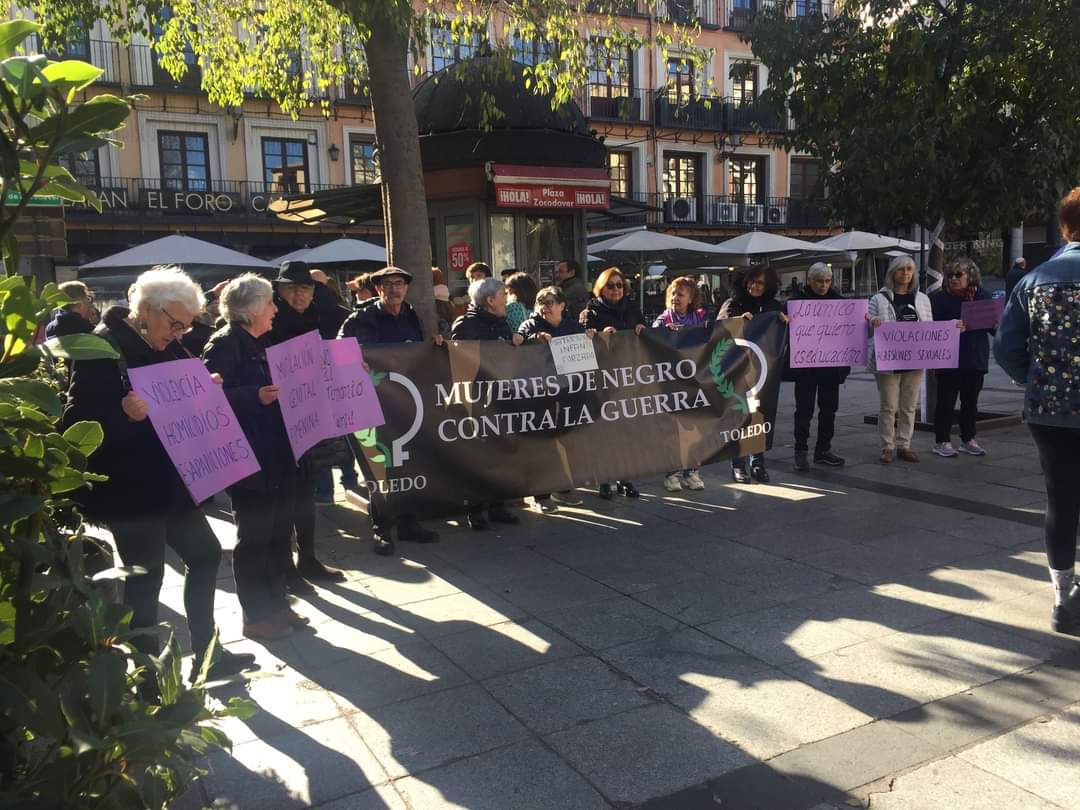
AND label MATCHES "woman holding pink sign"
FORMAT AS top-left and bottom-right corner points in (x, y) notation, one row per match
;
(867, 255), (933, 463)
(930, 257), (990, 458)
